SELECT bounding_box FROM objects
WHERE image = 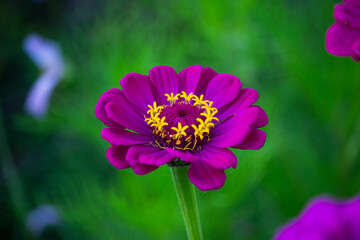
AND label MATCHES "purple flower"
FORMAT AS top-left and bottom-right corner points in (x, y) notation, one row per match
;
(274, 195), (360, 240)
(23, 34), (65, 119)
(95, 65), (267, 191)
(26, 204), (62, 237)
(326, 0), (360, 61)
